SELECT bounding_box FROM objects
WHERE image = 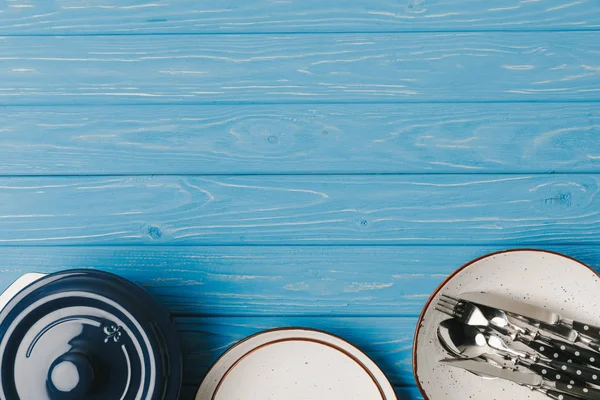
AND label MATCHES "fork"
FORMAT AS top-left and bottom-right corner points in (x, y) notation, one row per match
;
(435, 294), (493, 328)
